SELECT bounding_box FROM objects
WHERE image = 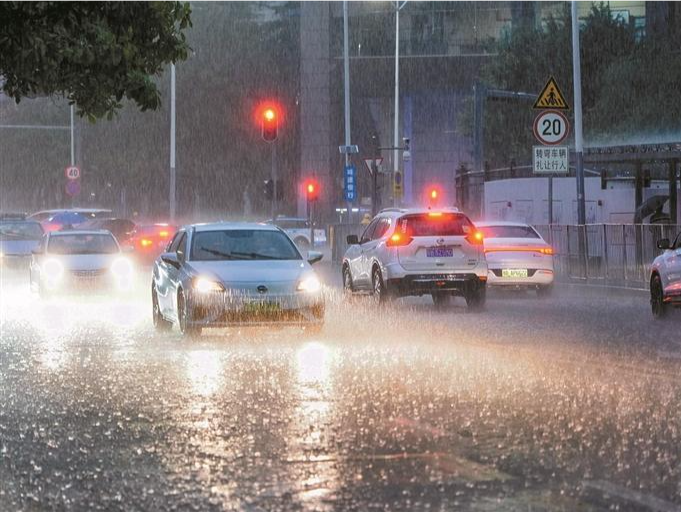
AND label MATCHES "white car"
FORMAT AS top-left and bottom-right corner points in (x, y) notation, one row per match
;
(29, 230), (134, 297)
(342, 207), (488, 309)
(265, 217), (327, 250)
(476, 221), (554, 296)
(151, 222), (325, 336)
(650, 232), (681, 318)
